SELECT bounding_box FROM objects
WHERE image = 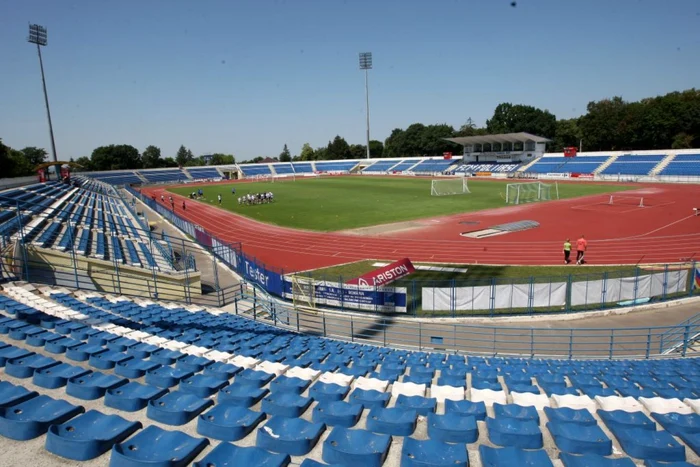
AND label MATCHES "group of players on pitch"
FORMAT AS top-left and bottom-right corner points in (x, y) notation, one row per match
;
(238, 192), (274, 205)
